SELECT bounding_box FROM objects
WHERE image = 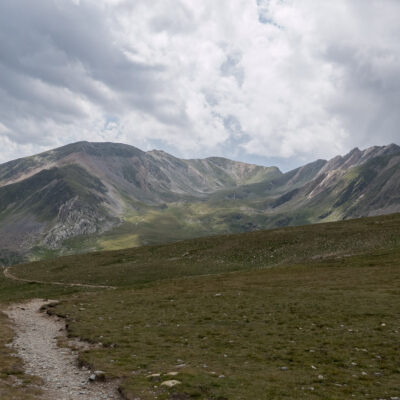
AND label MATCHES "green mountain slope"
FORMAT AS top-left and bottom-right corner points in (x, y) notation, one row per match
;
(0, 141), (399, 263)
(0, 142), (280, 262)
(13, 212), (400, 286)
